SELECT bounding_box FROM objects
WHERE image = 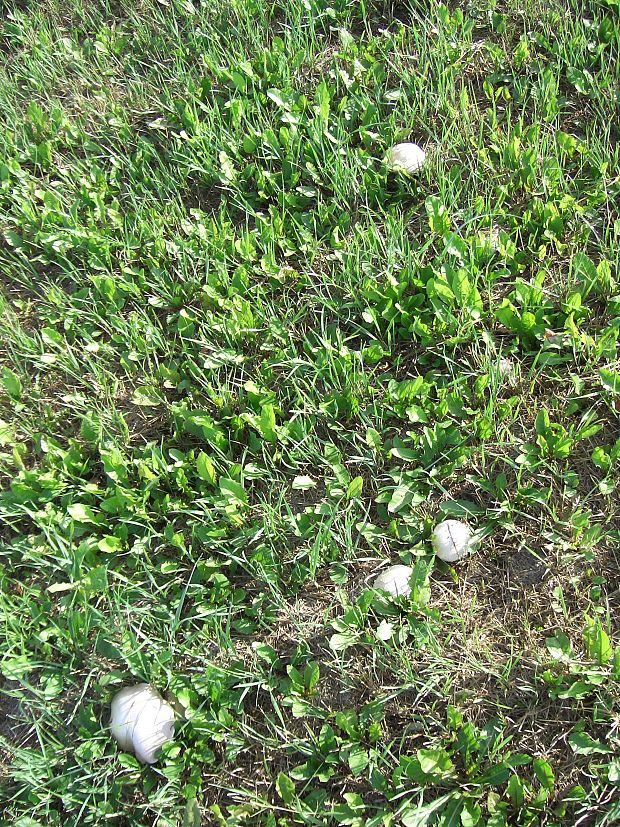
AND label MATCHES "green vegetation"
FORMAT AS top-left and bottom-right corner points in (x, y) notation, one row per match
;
(1, 0), (619, 824)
